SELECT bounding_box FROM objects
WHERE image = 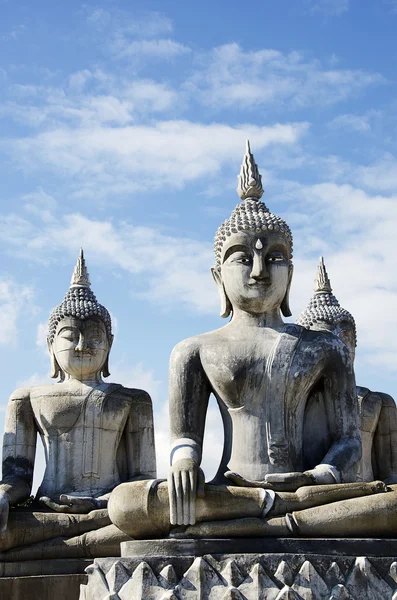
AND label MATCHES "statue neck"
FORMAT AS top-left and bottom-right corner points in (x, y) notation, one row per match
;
(229, 307), (285, 329)
(62, 372), (104, 386)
